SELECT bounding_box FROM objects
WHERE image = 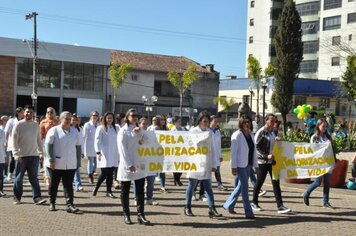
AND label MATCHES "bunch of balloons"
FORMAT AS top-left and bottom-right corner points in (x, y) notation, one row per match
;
(293, 104), (313, 120)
